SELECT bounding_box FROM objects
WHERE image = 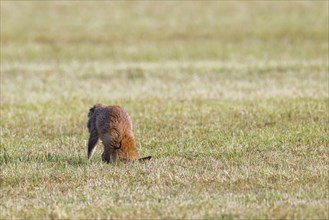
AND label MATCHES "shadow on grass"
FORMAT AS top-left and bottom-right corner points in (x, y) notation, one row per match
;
(0, 152), (88, 167)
